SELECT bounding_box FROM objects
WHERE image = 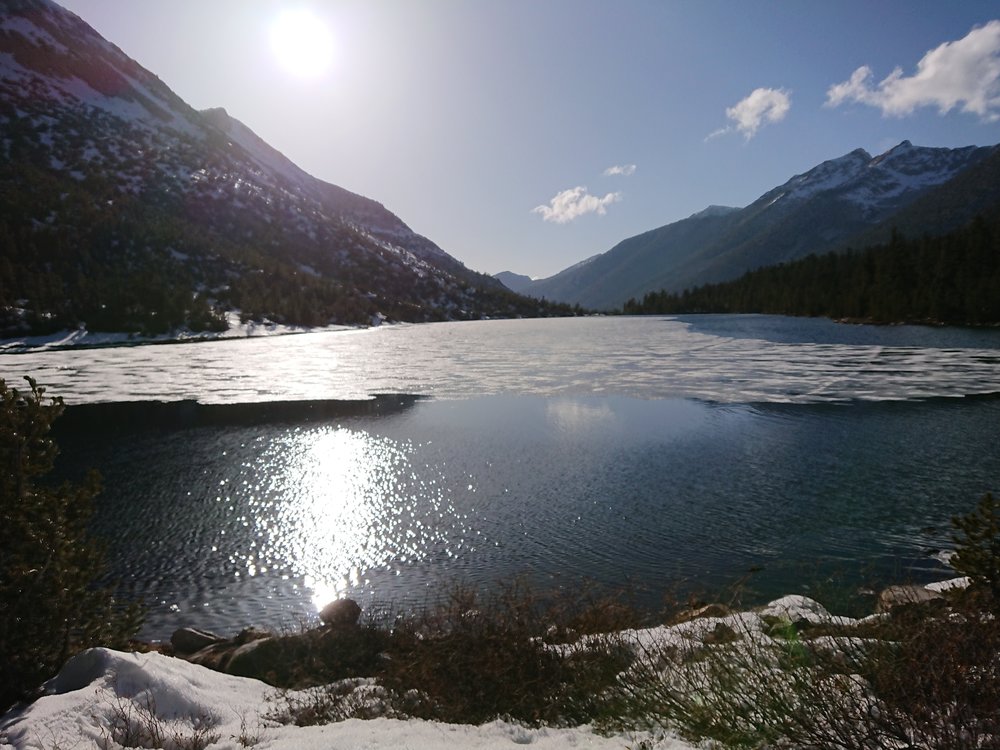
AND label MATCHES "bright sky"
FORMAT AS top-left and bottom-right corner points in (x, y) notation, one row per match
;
(56, 0), (1000, 279)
